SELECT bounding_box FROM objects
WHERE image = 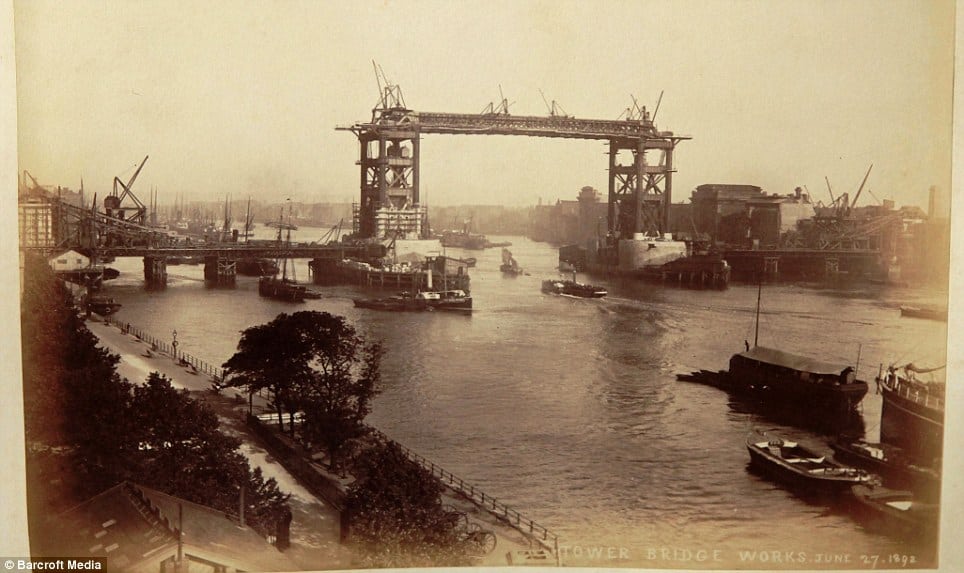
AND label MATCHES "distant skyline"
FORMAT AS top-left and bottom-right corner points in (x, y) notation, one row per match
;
(14, 1), (954, 211)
